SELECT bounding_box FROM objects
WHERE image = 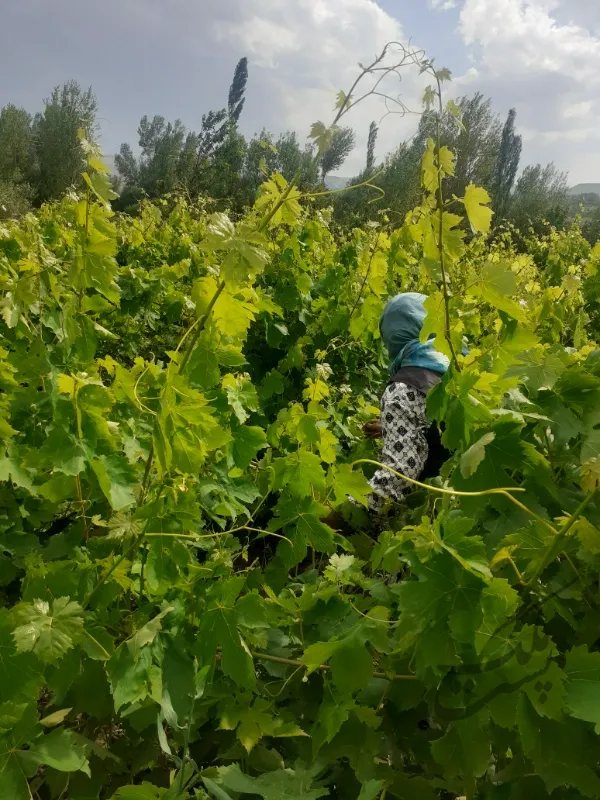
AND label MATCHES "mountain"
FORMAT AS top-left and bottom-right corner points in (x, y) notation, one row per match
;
(324, 176), (350, 190)
(568, 184), (600, 197)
